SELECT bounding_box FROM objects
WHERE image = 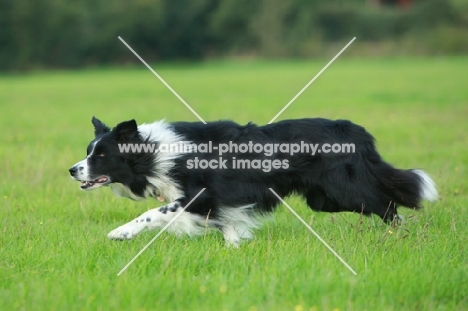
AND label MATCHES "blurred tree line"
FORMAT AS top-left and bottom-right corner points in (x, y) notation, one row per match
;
(0, 0), (467, 70)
